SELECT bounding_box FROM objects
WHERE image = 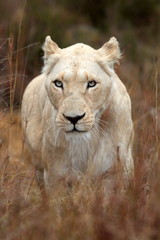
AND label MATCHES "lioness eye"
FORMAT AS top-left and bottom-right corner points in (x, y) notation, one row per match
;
(87, 80), (97, 88)
(53, 80), (63, 88)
